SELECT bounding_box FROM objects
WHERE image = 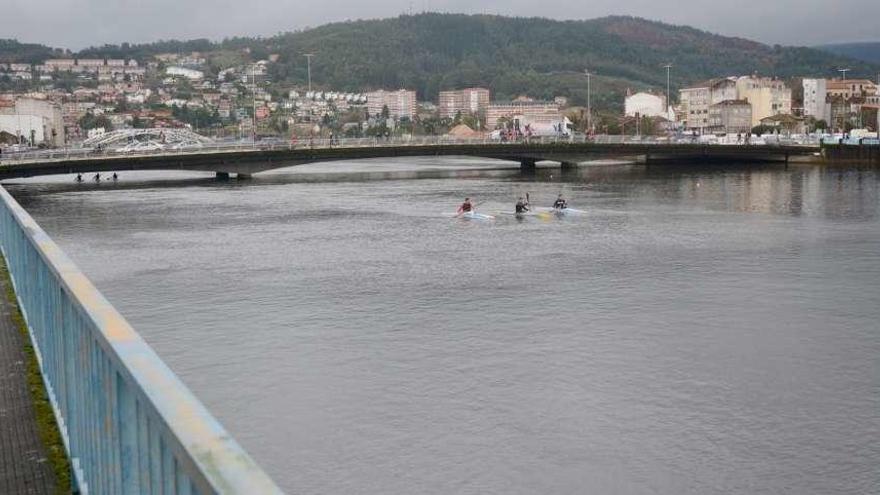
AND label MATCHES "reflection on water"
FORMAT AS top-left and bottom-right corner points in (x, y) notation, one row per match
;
(7, 158), (880, 495)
